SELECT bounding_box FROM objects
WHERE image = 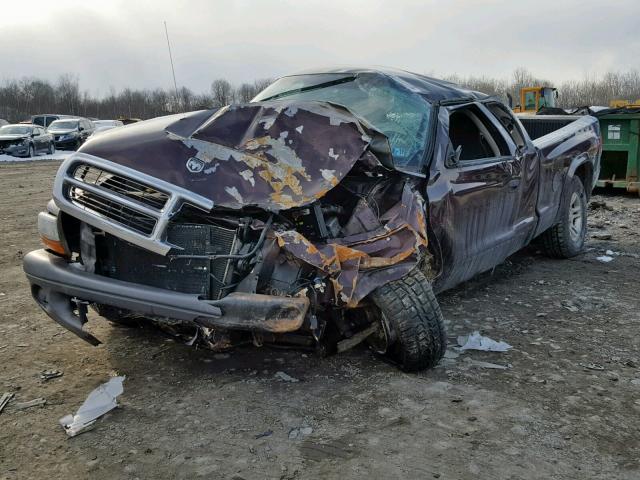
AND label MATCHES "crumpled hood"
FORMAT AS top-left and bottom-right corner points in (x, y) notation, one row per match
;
(0, 134), (28, 141)
(79, 100), (391, 211)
